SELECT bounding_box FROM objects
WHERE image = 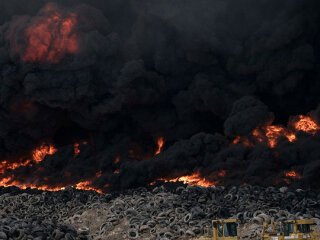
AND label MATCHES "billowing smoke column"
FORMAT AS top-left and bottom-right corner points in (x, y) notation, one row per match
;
(0, 0), (320, 192)
(6, 3), (78, 64)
